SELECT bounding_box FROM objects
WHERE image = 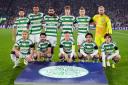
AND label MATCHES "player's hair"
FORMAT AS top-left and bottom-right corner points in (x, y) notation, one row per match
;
(64, 31), (70, 34)
(64, 5), (71, 10)
(85, 33), (93, 38)
(33, 3), (39, 7)
(98, 6), (105, 9)
(22, 30), (29, 34)
(40, 32), (47, 36)
(79, 6), (85, 10)
(19, 8), (24, 11)
(104, 33), (112, 39)
(49, 7), (54, 10)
